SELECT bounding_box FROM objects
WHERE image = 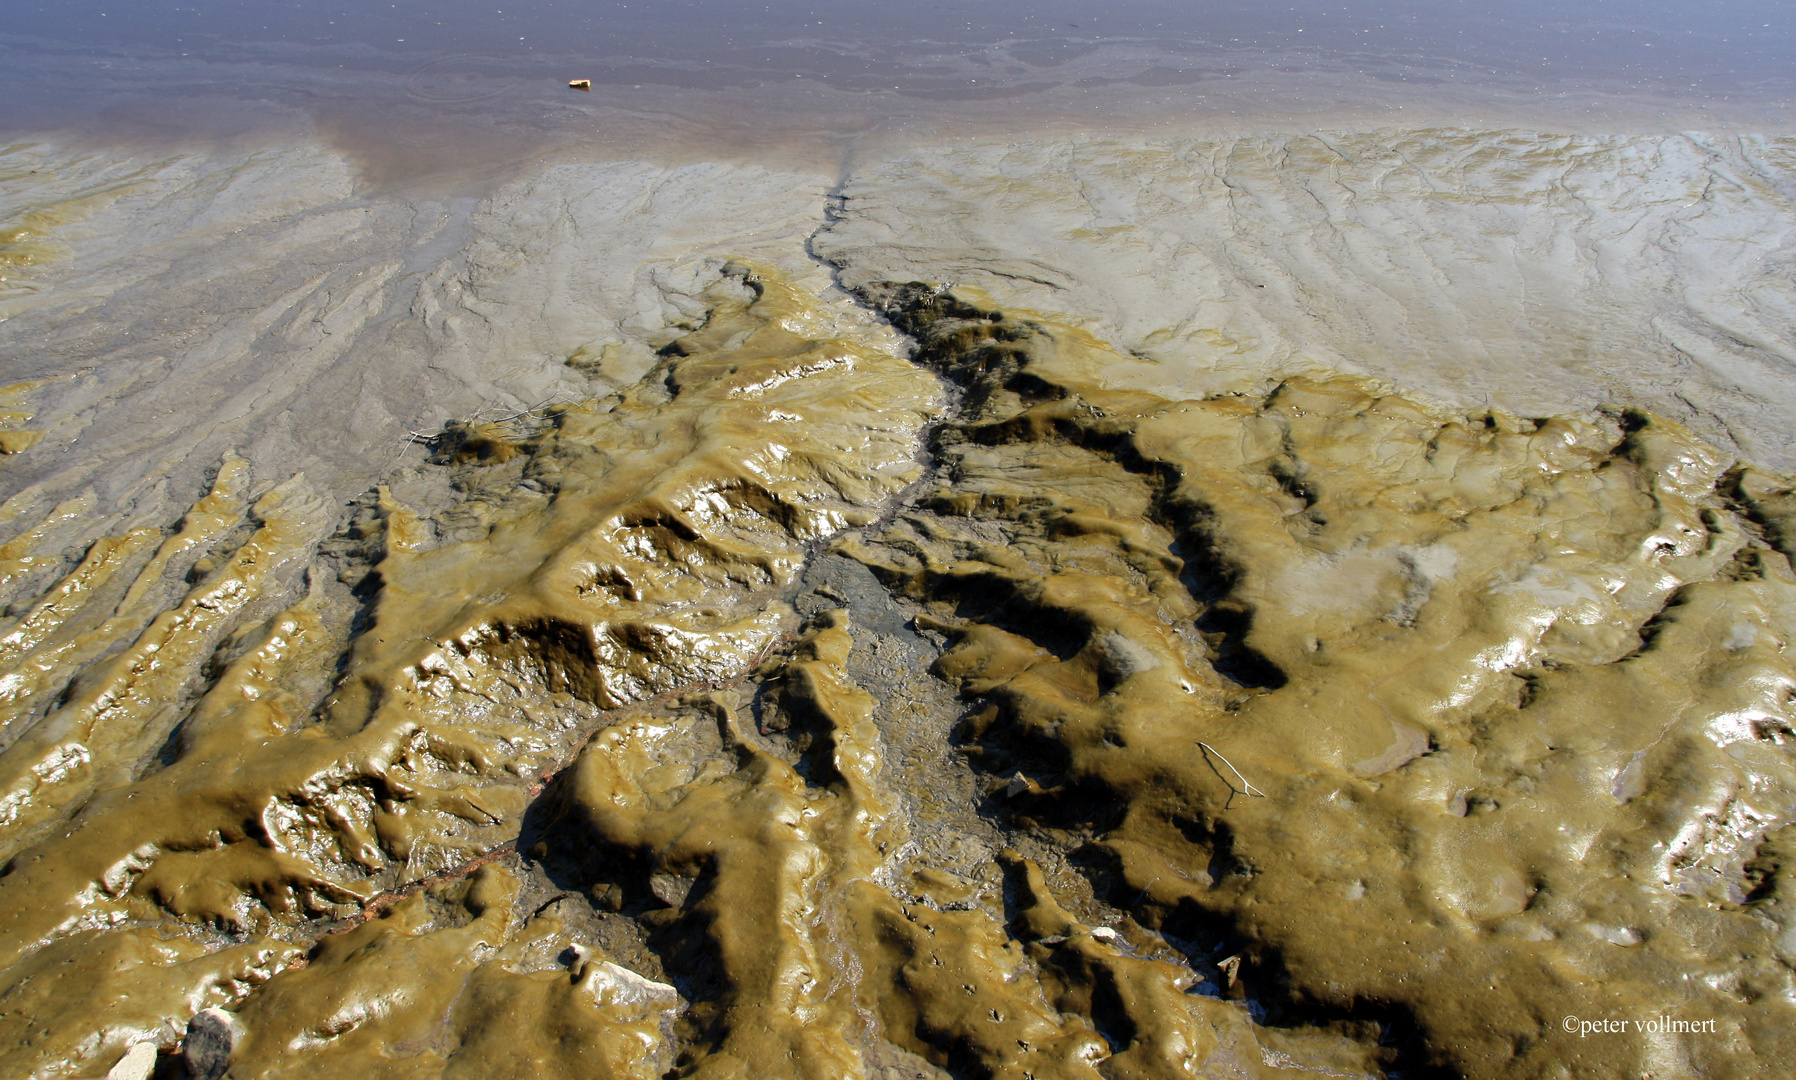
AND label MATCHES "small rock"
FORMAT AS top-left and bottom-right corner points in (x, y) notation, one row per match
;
(649, 872), (694, 908)
(106, 1042), (157, 1080)
(584, 961), (682, 1012)
(1088, 926), (1121, 944)
(183, 1008), (242, 1080)
(1001, 774), (1030, 799)
(591, 881), (625, 911)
